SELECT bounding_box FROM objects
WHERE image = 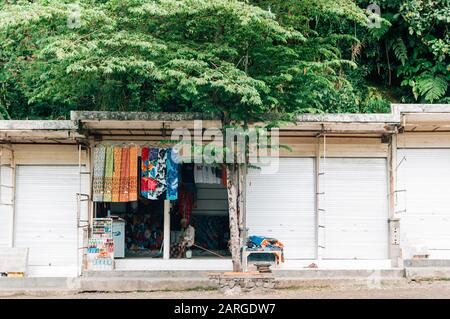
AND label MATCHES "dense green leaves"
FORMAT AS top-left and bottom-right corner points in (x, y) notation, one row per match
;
(0, 0), (448, 120)
(355, 0), (449, 103)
